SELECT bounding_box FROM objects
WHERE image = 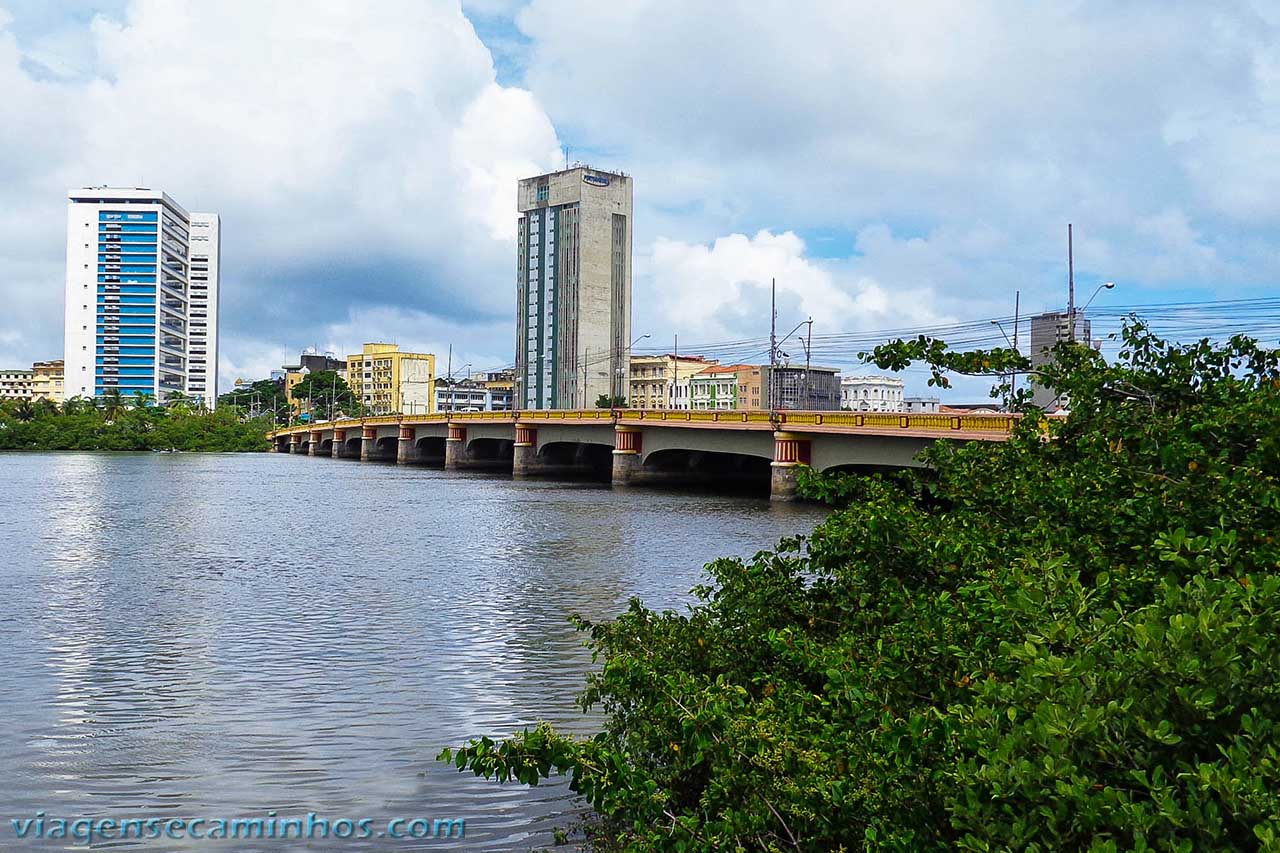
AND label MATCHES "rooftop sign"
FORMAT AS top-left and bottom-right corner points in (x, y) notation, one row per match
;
(582, 174), (610, 187)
